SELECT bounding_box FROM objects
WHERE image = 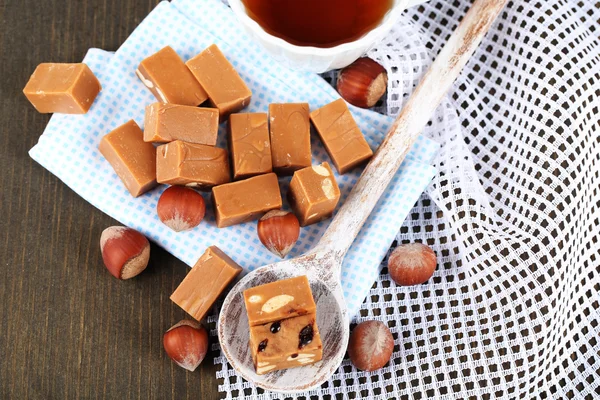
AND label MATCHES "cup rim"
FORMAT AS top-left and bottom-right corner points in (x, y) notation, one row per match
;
(228, 0), (405, 56)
